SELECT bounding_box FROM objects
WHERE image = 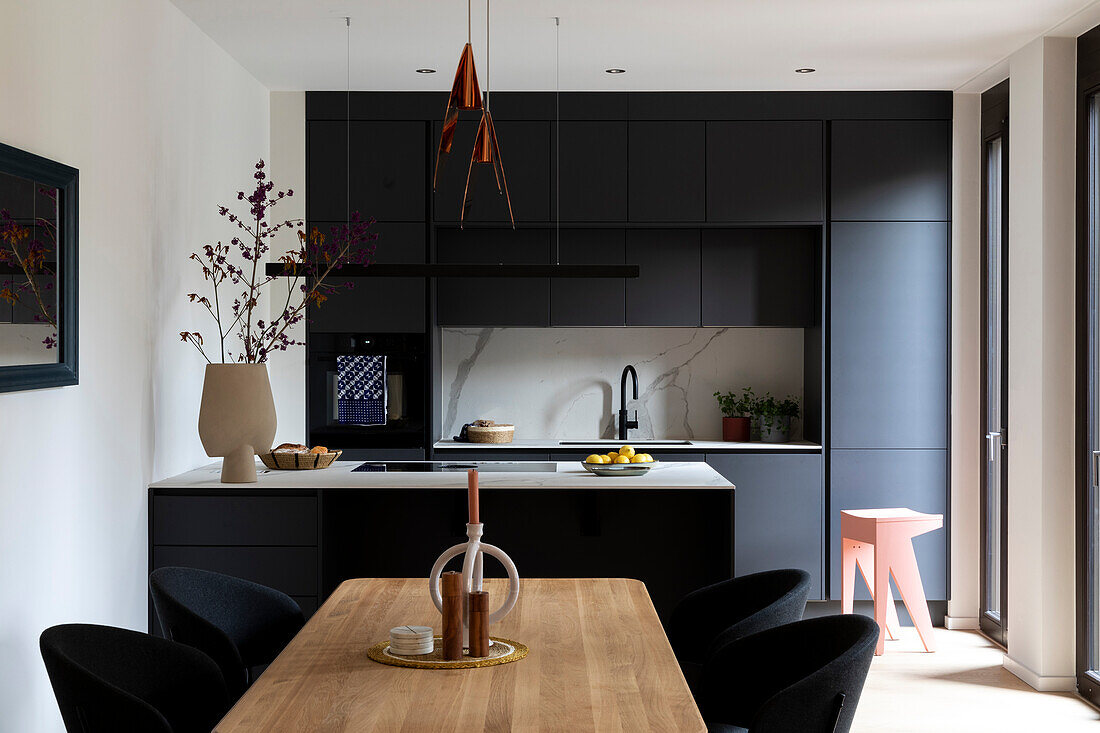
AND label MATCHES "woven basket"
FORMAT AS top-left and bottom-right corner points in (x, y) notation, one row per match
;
(466, 424), (514, 444)
(259, 450), (342, 470)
